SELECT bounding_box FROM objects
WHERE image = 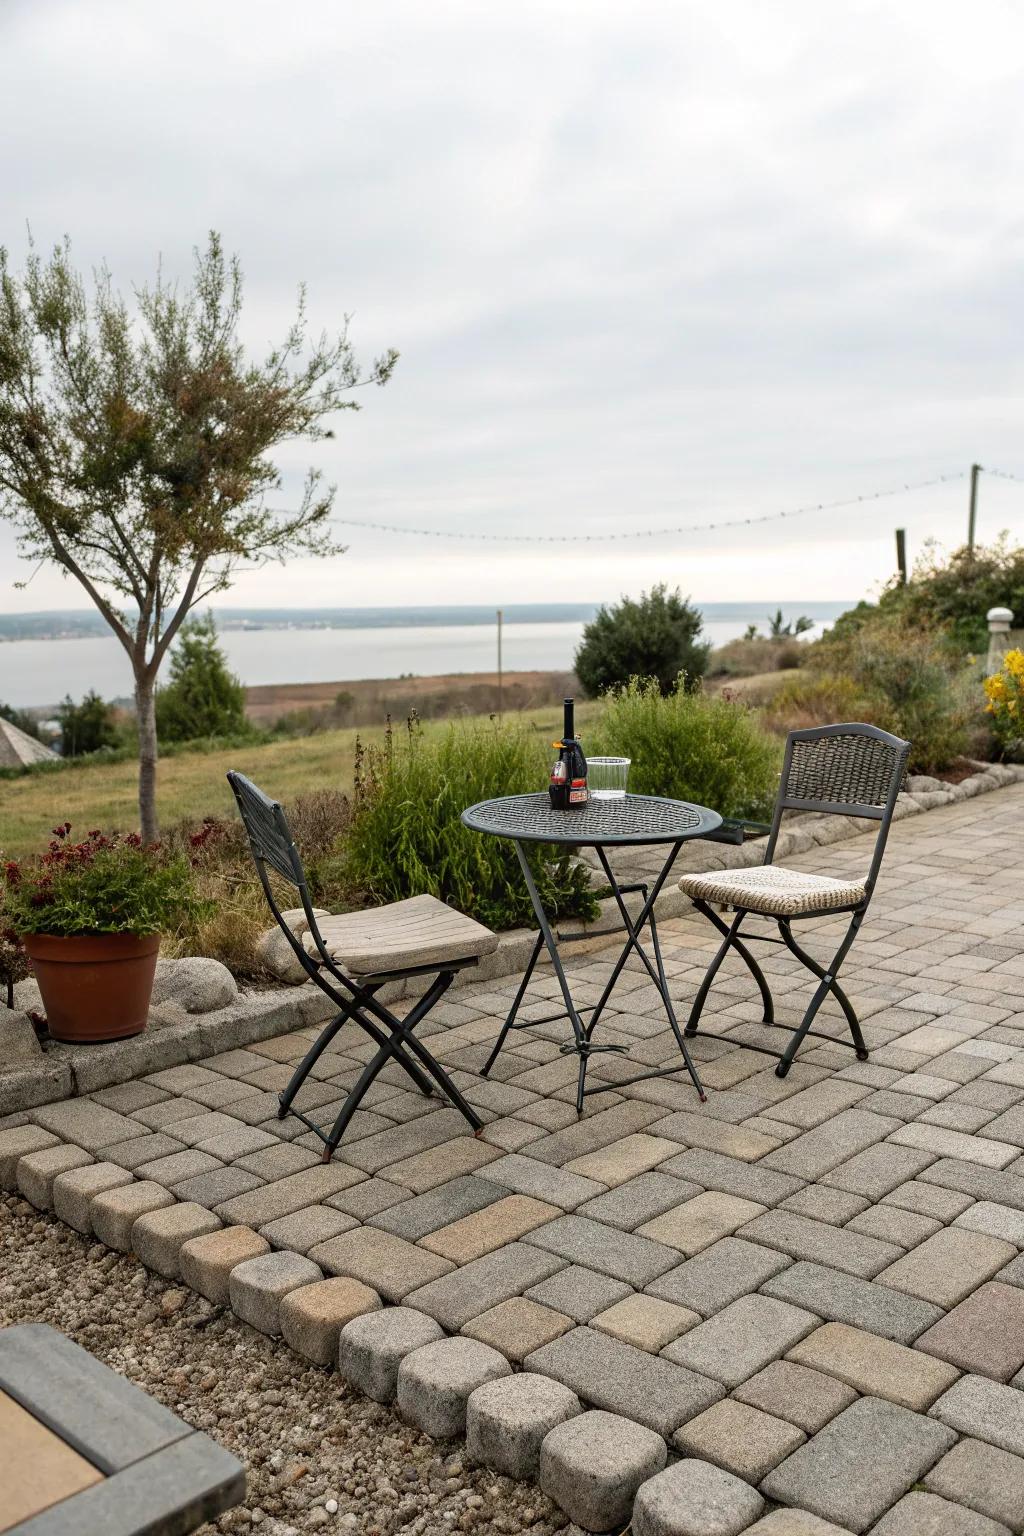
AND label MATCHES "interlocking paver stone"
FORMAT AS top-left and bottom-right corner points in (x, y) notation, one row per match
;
(466, 1373), (581, 1480)
(631, 1457), (765, 1536)
(172, 1166), (260, 1207)
(397, 1336), (511, 1438)
(884, 1178), (975, 1221)
(280, 1276), (381, 1364)
(733, 1360), (857, 1435)
(788, 1321), (959, 1409)
(931, 1374), (1024, 1455)
(955, 1200), (1024, 1246)
(663, 1293), (817, 1387)
(132, 1201), (221, 1278)
(761, 1395), (956, 1534)
(762, 1260), (944, 1343)
(525, 1325), (723, 1436)
(408, 1241), (564, 1329)
(525, 1100), (663, 1167)
(229, 1249), (323, 1334)
(845, 1202), (940, 1248)
(591, 1293), (699, 1352)
(91, 1180), (176, 1252)
(216, 1163), (364, 1225)
(421, 1193), (558, 1262)
(647, 1236), (791, 1317)
(737, 1209), (901, 1277)
(31, 1099), (146, 1153)
(338, 1306), (443, 1401)
(639, 1191), (767, 1256)
(52, 1161), (134, 1233)
(763, 1109), (902, 1181)
(17, 1143), (92, 1210)
(674, 1398), (805, 1482)
(878, 1228), (1016, 1308)
(93, 1132), (186, 1172)
(661, 1148), (805, 1207)
(564, 1132), (678, 1186)
(742, 1514), (859, 1536)
(822, 1142), (936, 1200)
(134, 1149), (222, 1187)
(925, 1437), (1024, 1531)
(308, 1225), (453, 1301)
(0, 1124), (58, 1188)
(577, 1170), (701, 1231)
(918, 1158), (1024, 1210)
(462, 1296), (573, 1361)
(889, 1122), (1019, 1168)
(370, 1175), (503, 1240)
(524, 1213), (677, 1285)
(539, 1408), (667, 1533)
(869, 1491), (1011, 1535)
(258, 1205), (356, 1254)
(915, 1281), (1024, 1380)
(179, 1225), (270, 1306)
(477, 1152), (605, 1210)
(525, 1264), (632, 1323)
